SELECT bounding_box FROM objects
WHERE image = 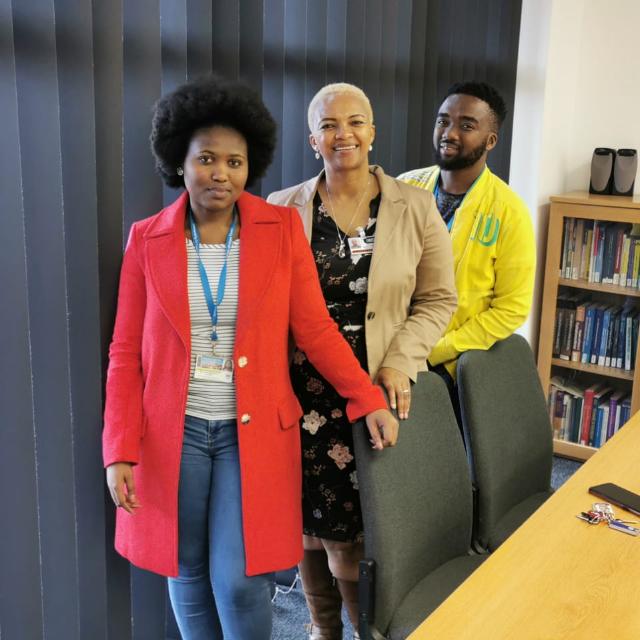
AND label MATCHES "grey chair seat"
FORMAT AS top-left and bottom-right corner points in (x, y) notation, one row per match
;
(388, 554), (487, 640)
(457, 335), (554, 552)
(354, 373), (486, 639)
(487, 490), (552, 550)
